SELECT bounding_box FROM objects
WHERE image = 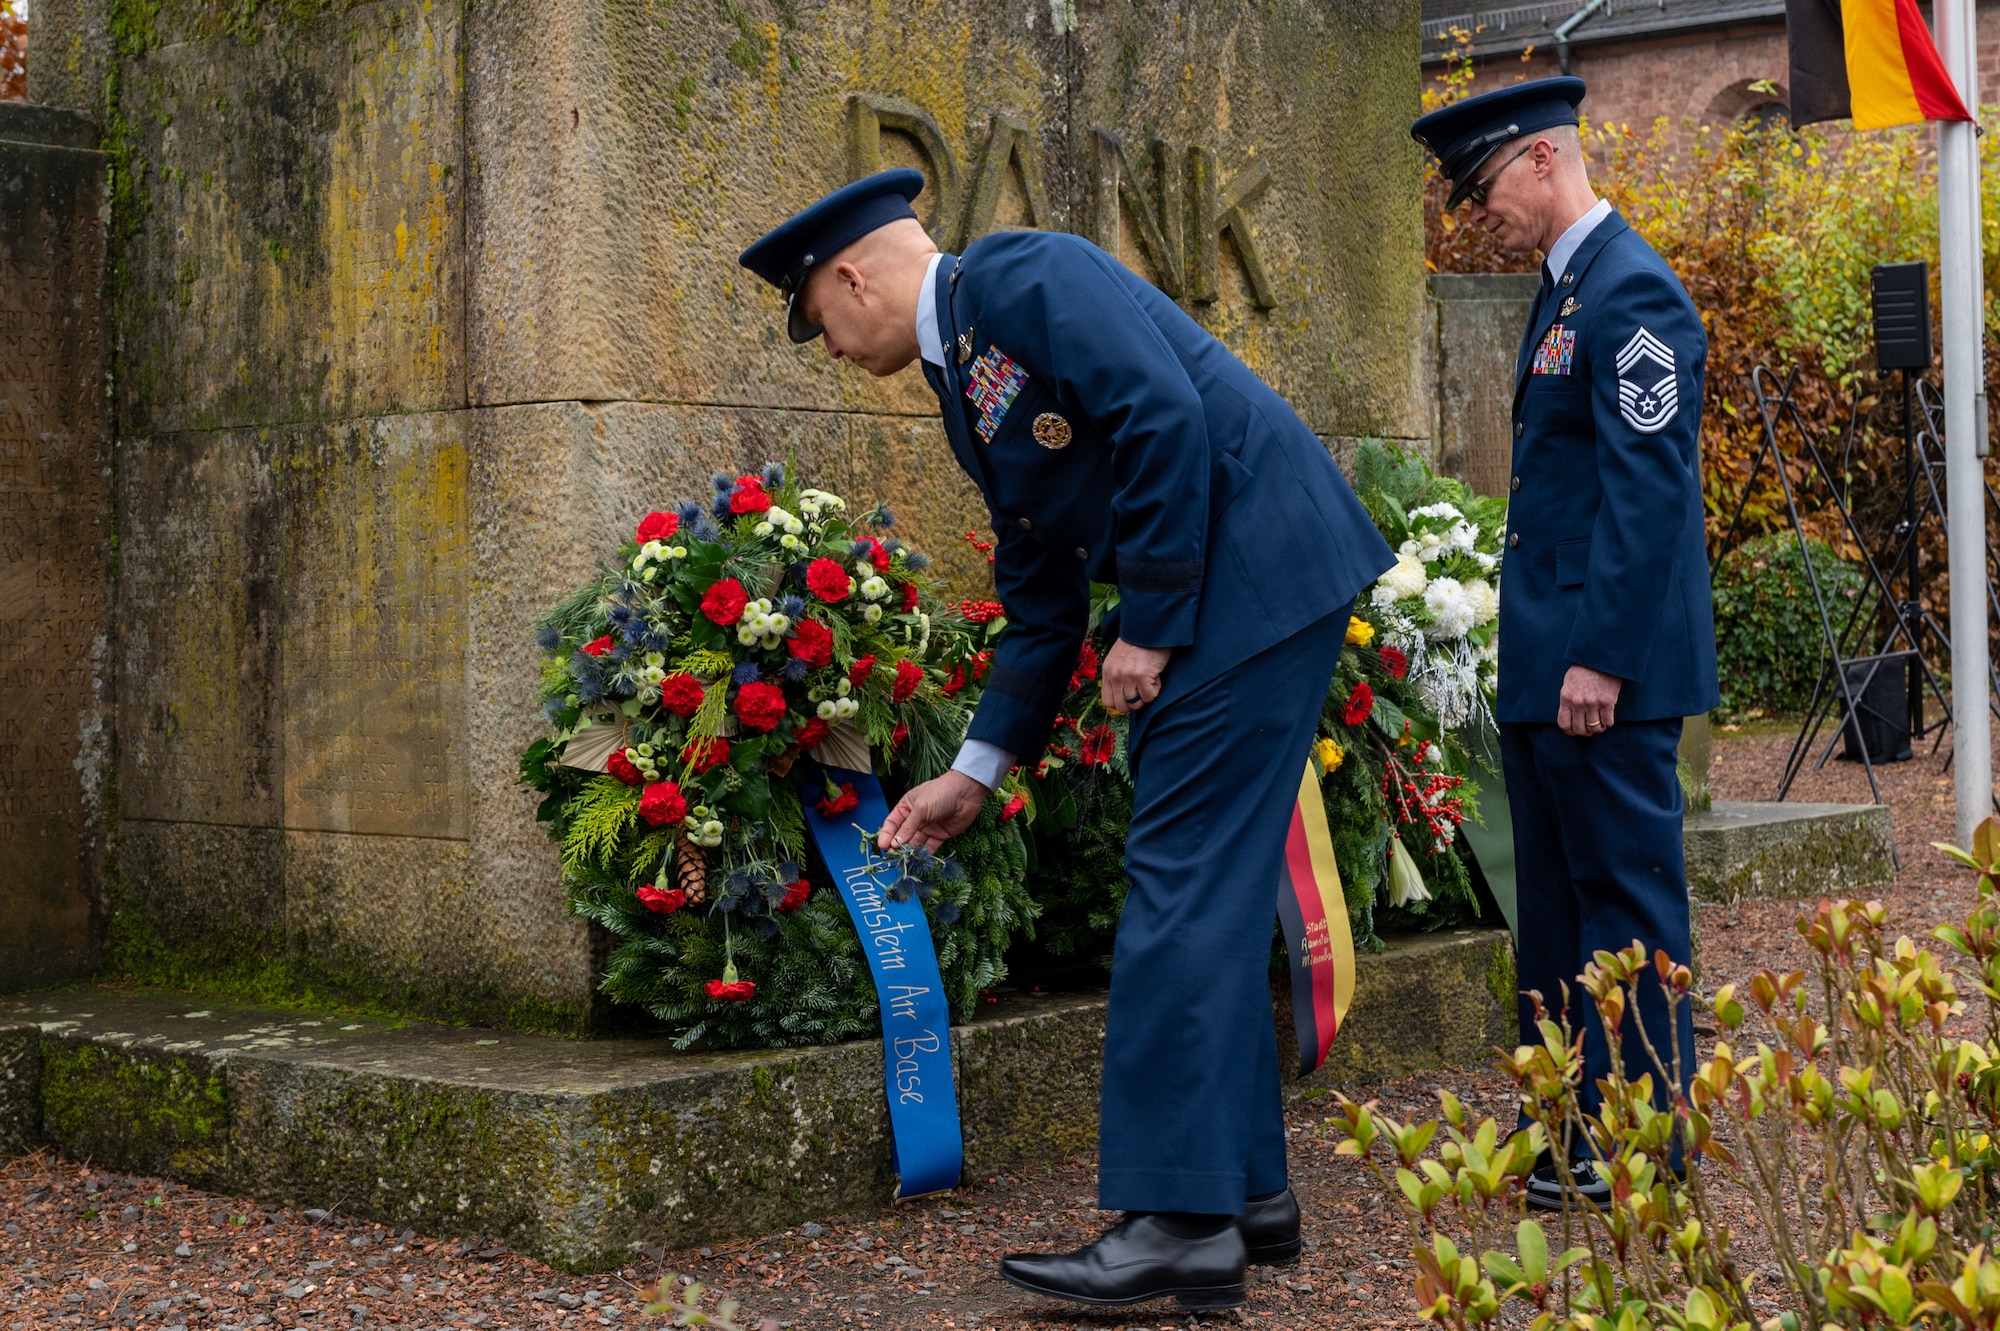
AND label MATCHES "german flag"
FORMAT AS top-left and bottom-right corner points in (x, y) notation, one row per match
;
(1788, 0), (1973, 130)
